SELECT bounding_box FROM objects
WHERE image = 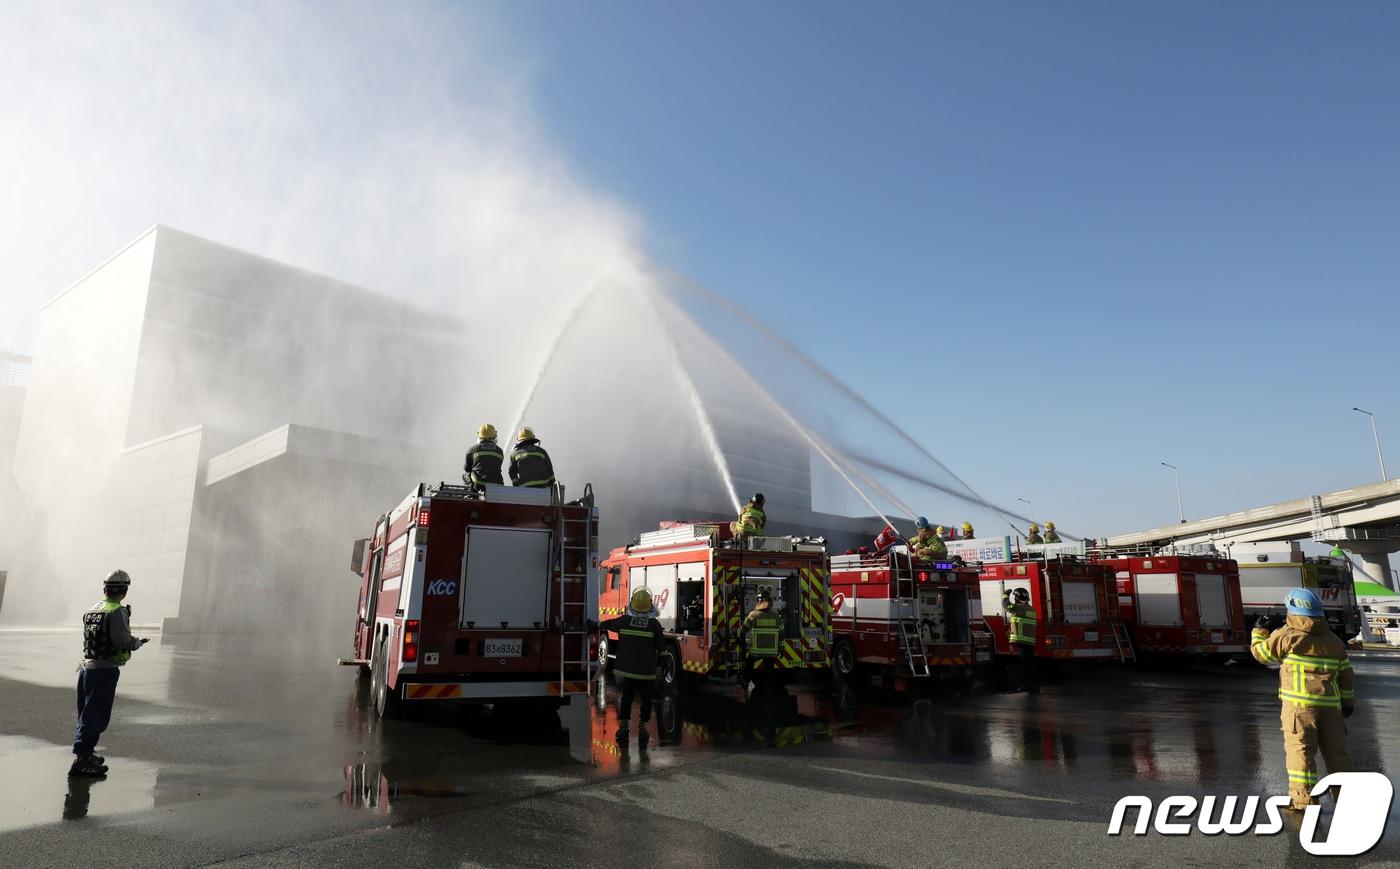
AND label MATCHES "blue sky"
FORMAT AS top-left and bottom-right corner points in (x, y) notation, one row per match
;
(505, 2), (1400, 537)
